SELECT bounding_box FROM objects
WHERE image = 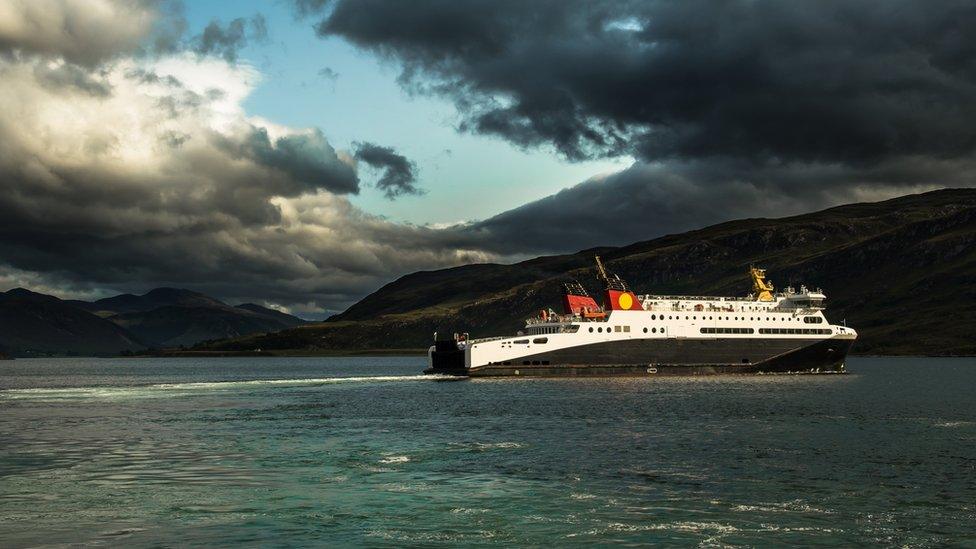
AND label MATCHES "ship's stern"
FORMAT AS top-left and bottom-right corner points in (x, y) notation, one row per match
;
(424, 334), (469, 376)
